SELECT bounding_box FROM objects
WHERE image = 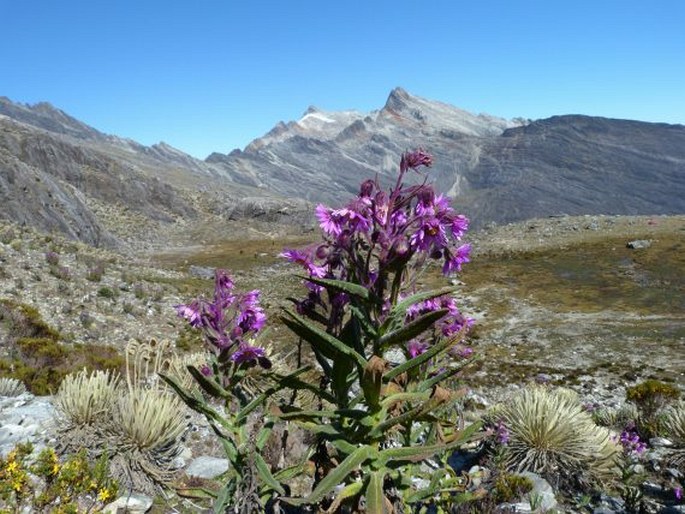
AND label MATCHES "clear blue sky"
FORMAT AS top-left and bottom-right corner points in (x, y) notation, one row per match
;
(2, 1), (683, 159)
